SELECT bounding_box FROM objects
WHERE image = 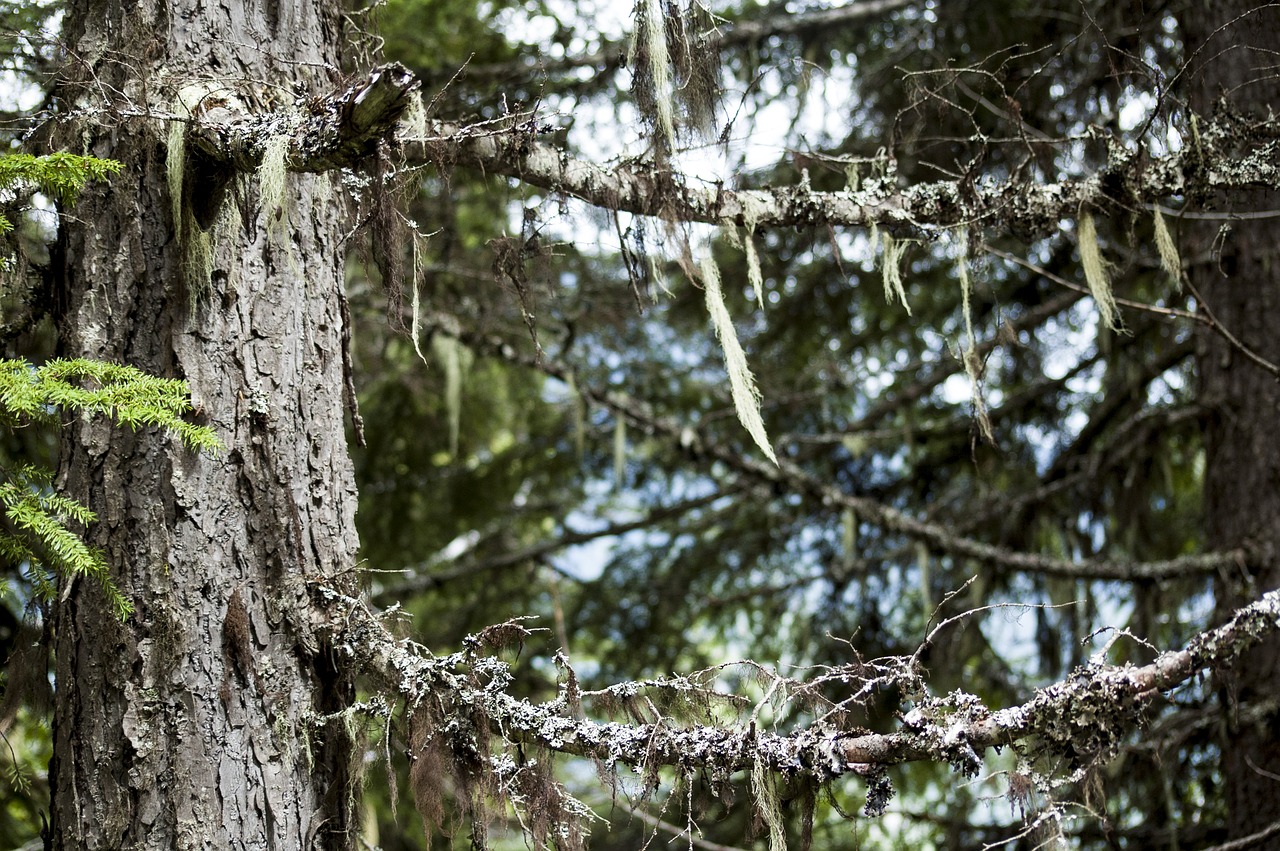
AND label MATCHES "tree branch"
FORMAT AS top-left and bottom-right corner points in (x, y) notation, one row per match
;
(424, 0), (917, 84)
(421, 311), (1241, 581)
(179, 65), (1280, 243)
(184, 63), (419, 173)
(407, 108), (1280, 233)
(371, 488), (731, 603)
(321, 584), (1280, 781)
